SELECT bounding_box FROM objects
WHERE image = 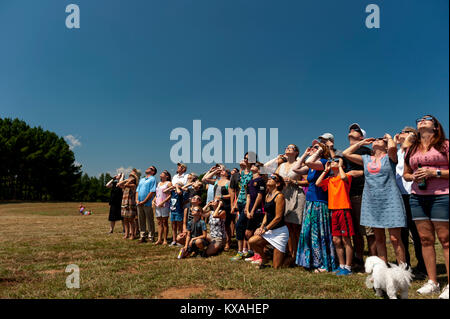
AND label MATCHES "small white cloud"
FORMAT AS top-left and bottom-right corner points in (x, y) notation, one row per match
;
(64, 135), (81, 150)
